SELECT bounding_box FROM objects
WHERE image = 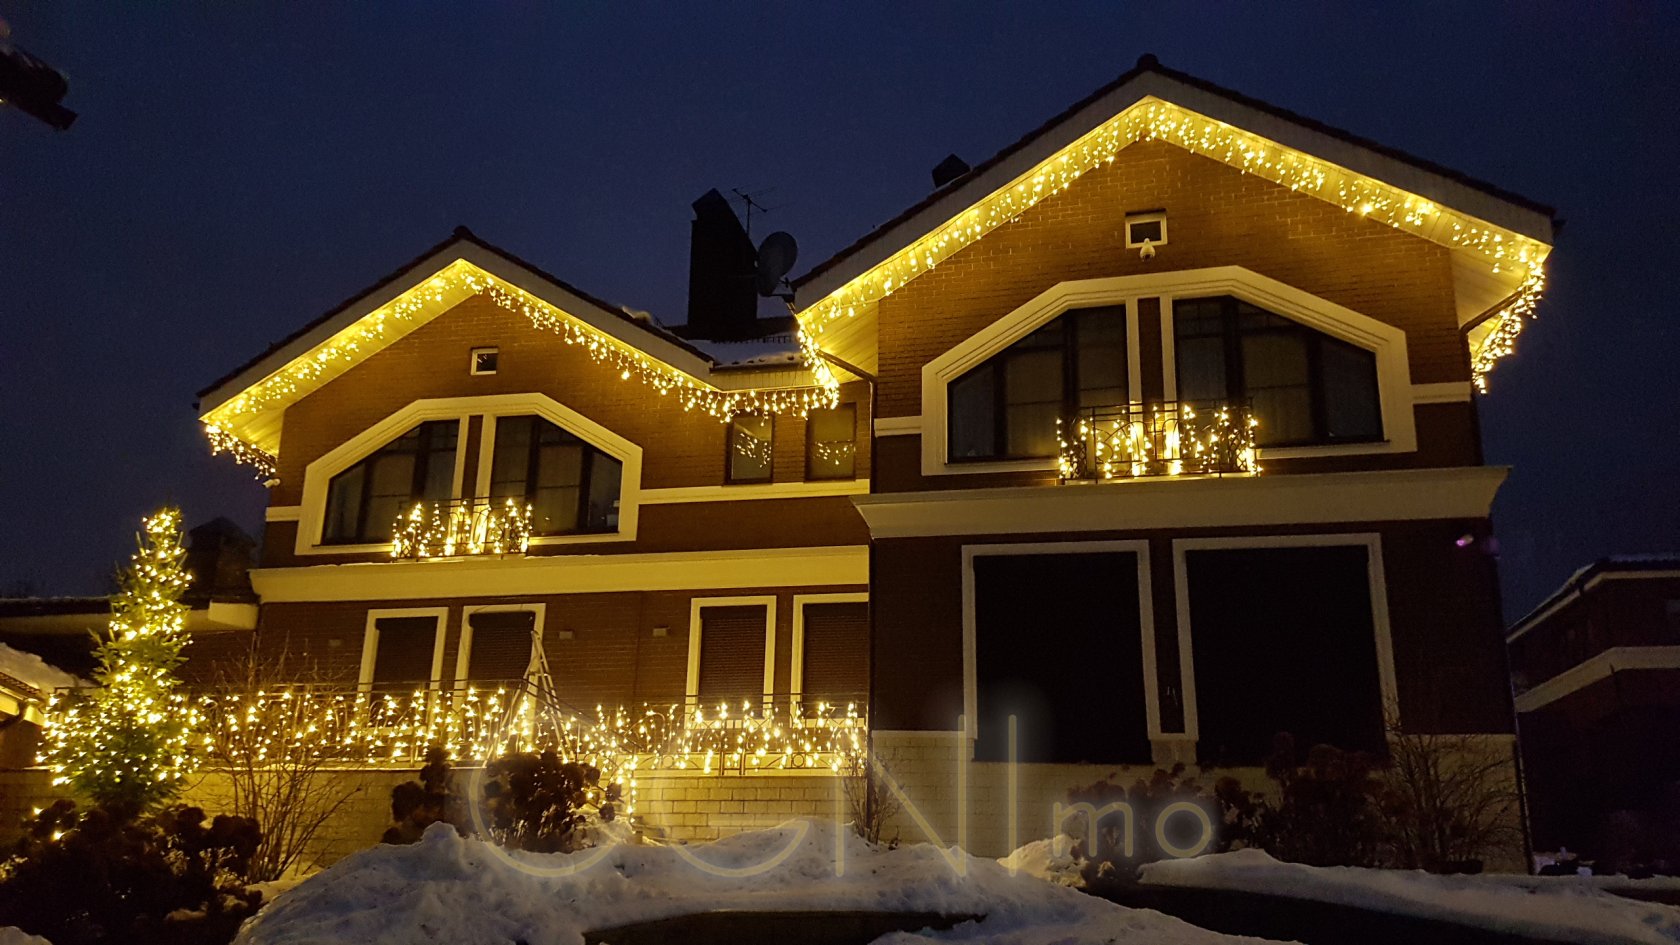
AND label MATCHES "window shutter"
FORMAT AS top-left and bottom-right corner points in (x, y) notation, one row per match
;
(371, 616), (440, 690)
(696, 605), (768, 704)
(466, 610), (537, 682)
(800, 602), (868, 705)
